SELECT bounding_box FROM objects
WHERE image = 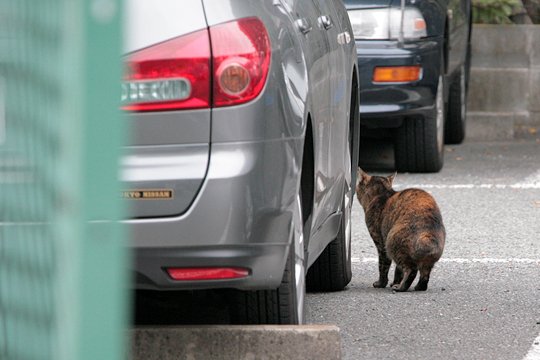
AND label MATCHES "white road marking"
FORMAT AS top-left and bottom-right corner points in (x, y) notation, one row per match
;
(393, 183), (540, 189)
(524, 333), (540, 360)
(518, 170), (540, 189)
(352, 257), (540, 264)
(390, 169), (540, 190)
